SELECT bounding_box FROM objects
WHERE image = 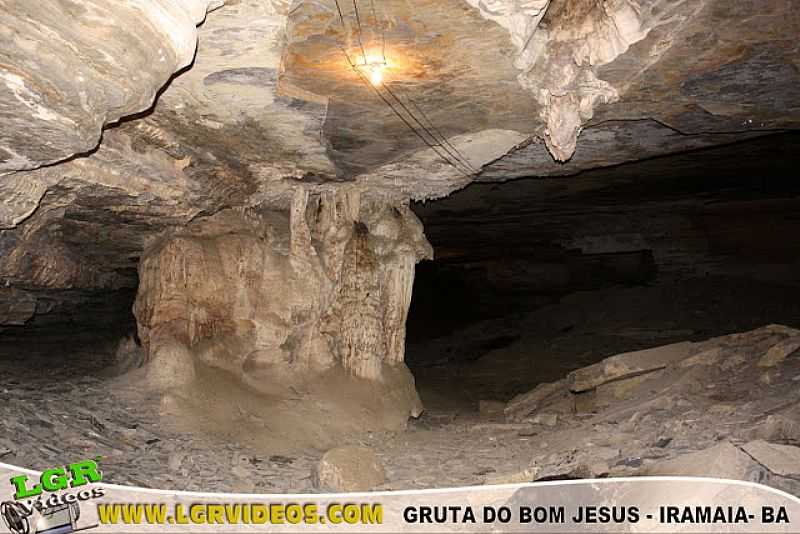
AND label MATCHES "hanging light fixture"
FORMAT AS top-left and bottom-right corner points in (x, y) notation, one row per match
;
(367, 62), (386, 86)
(332, 1), (389, 85)
(331, 0), (477, 177)
(356, 54), (388, 86)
